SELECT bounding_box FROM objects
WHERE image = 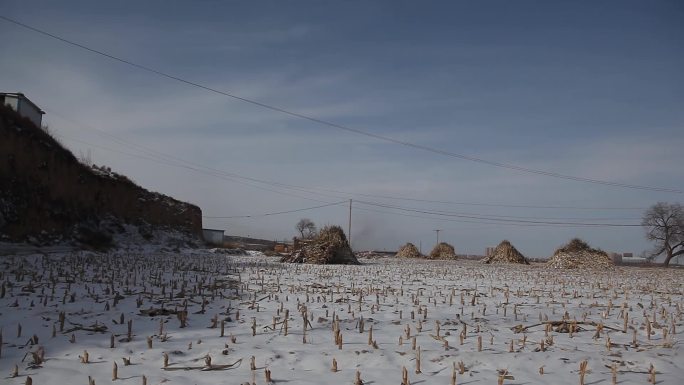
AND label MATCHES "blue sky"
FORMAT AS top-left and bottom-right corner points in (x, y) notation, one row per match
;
(1, 1), (683, 257)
